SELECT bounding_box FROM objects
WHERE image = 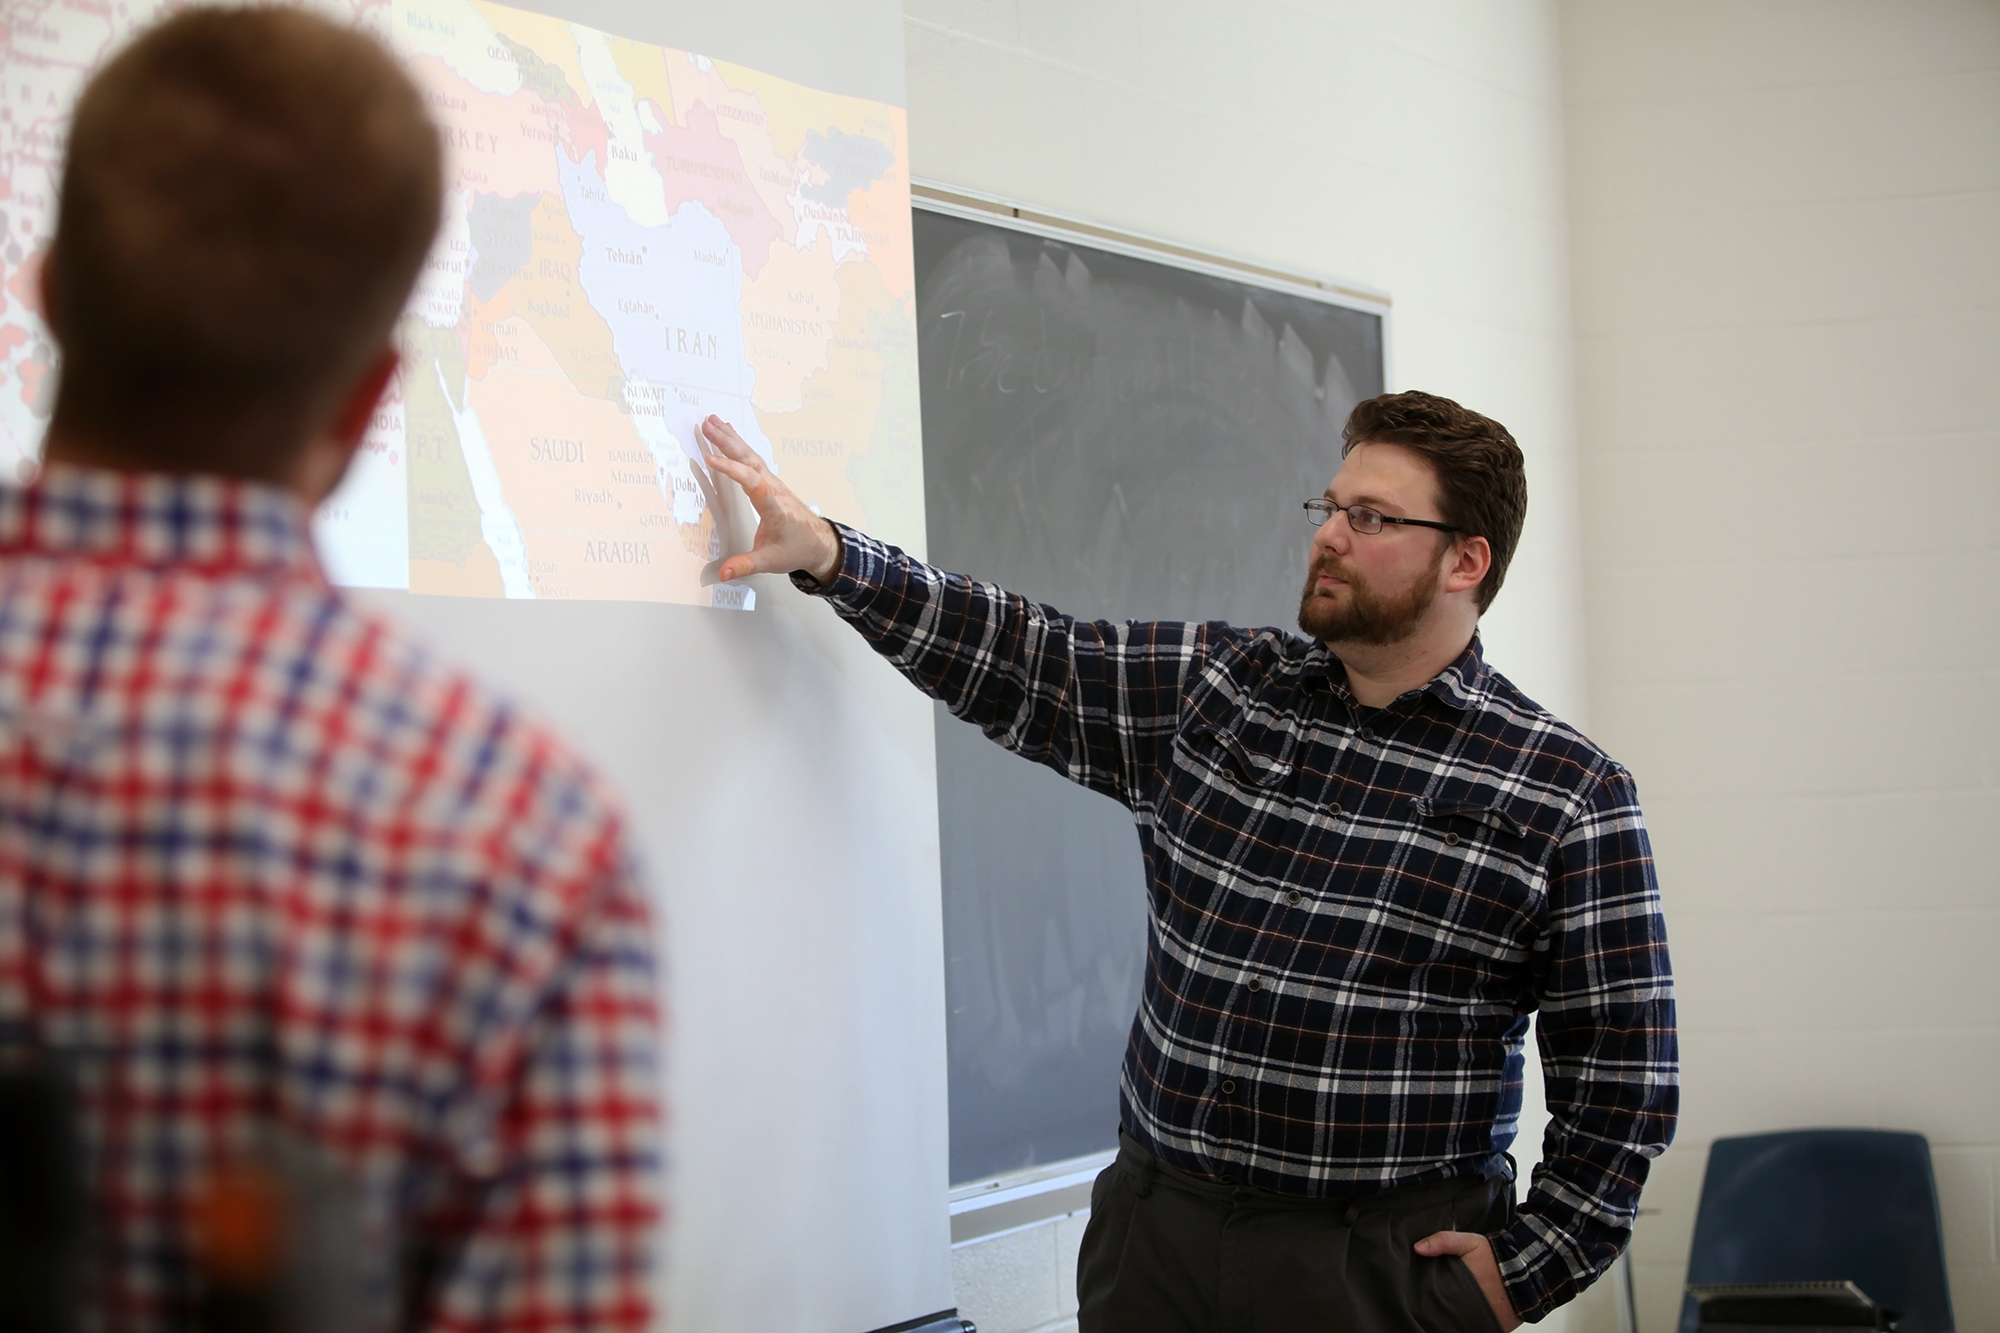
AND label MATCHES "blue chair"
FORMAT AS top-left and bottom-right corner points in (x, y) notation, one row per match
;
(1678, 1129), (1954, 1332)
